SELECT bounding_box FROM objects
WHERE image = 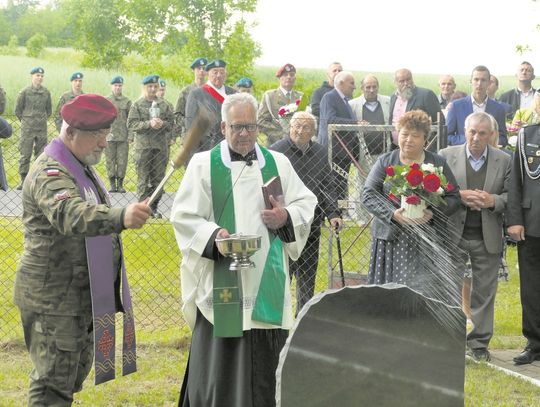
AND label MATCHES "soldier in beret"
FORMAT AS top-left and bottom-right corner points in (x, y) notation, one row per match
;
(174, 57), (208, 140)
(15, 67), (52, 189)
(234, 77), (253, 94)
(14, 94), (151, 405)
(127, 74), (174, 218)
(258, 63), (303, 146)
(54, 72), (84, 132)
(105, 76), (132, 193)
(185, 59), (236, 154)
